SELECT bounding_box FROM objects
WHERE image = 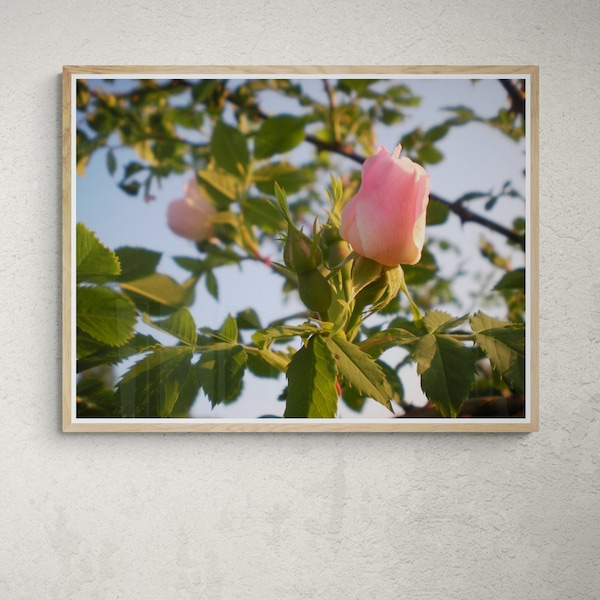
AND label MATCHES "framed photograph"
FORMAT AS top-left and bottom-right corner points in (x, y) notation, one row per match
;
(63, 66), (538, 432)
